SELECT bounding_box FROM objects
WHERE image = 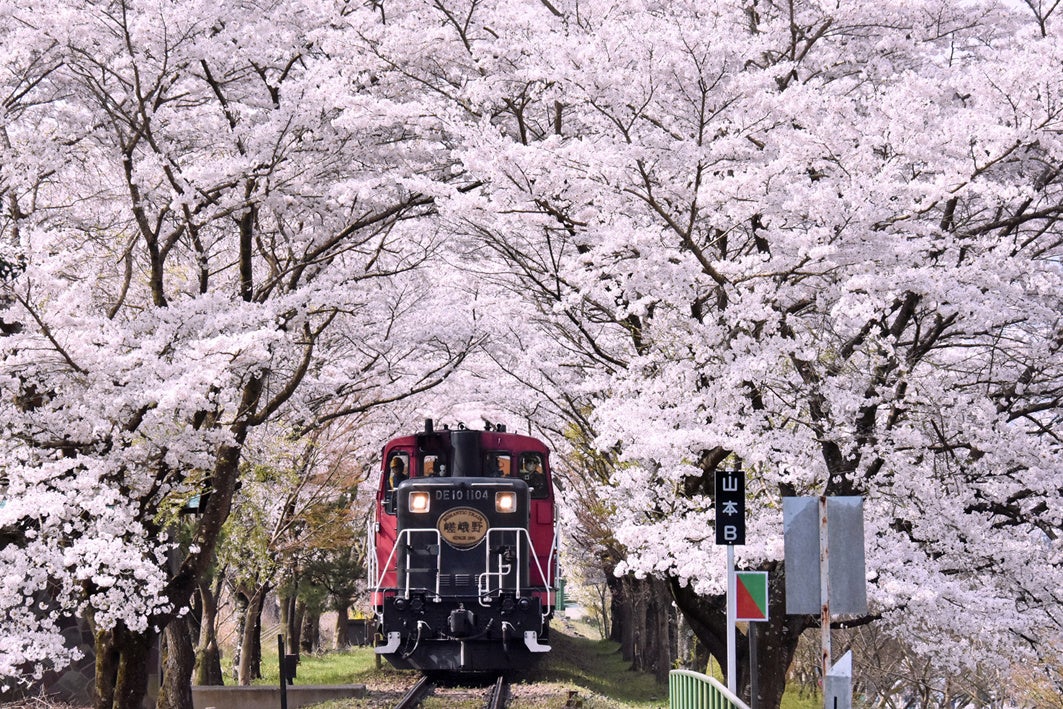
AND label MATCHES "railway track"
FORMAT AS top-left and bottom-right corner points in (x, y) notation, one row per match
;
(393, 674), (434, 709)
(485, 673), (508, 709)
(392, 672), (509, 709)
